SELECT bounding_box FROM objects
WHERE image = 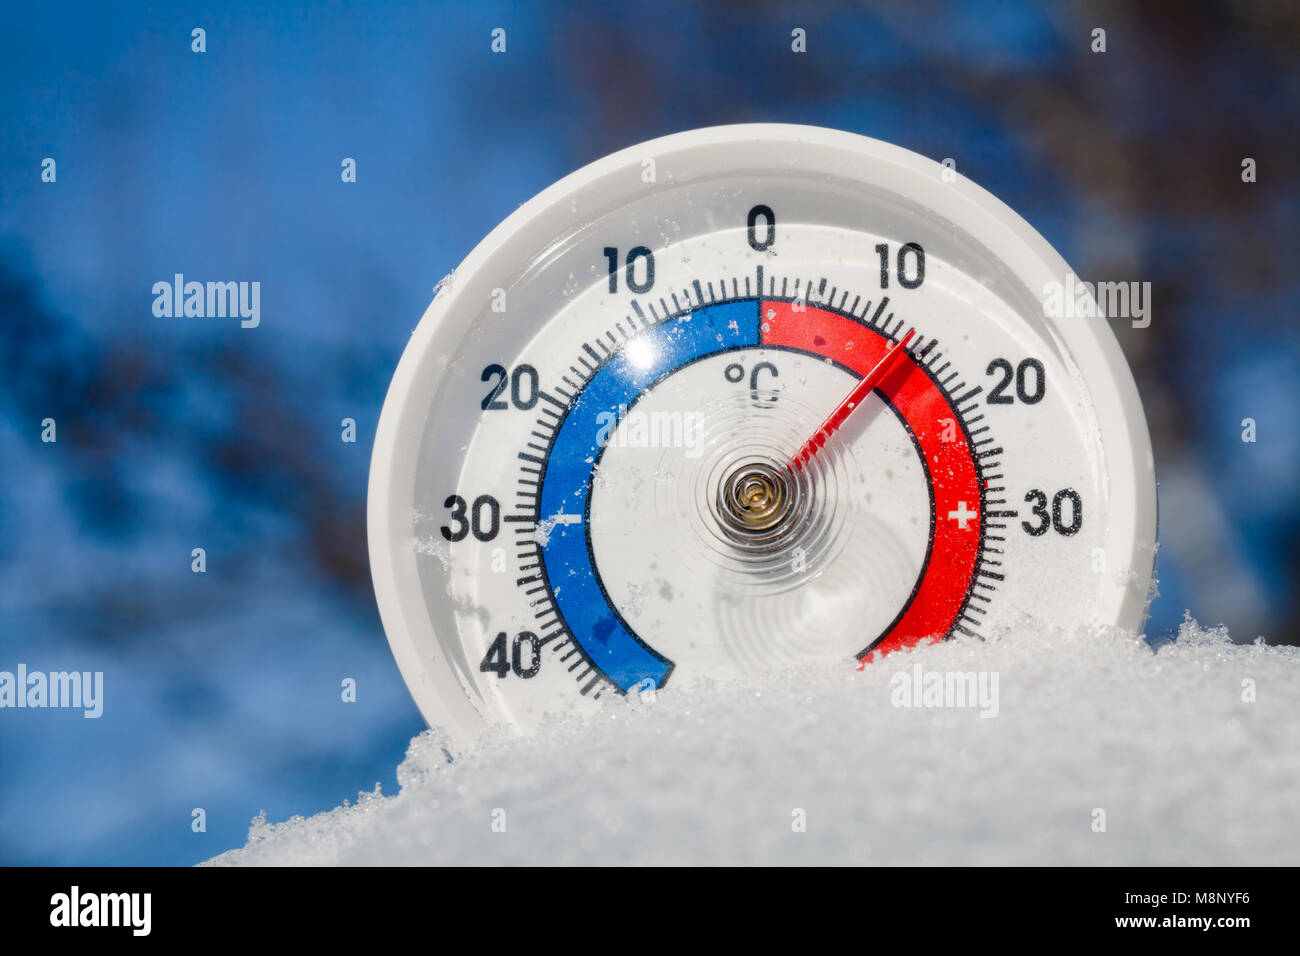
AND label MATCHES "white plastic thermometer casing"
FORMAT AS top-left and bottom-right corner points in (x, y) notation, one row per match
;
(369, 124), (1157, 748)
